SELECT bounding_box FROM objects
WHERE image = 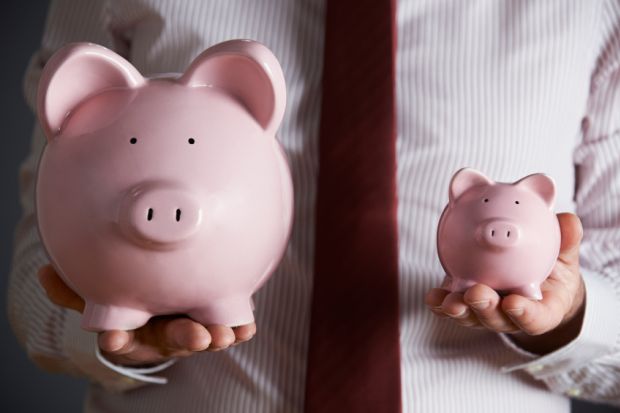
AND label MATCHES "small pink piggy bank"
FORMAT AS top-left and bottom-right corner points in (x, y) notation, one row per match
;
(436, 168), (561, 300)
(36, 40), (293, 331)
